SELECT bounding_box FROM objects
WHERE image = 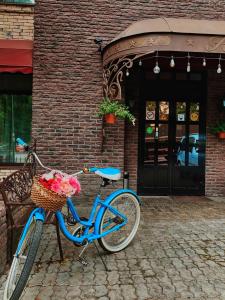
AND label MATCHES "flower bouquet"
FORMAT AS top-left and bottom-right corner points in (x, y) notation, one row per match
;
(31, 170), (81, 211)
